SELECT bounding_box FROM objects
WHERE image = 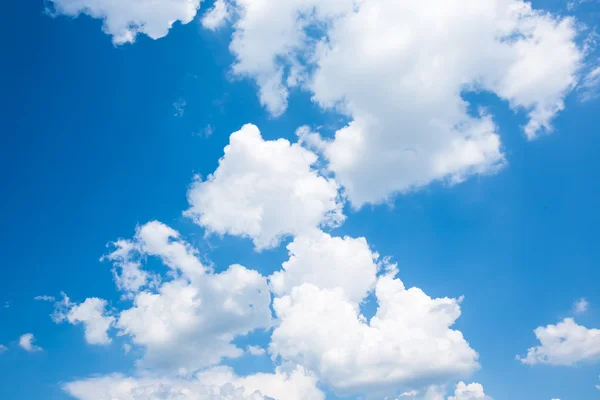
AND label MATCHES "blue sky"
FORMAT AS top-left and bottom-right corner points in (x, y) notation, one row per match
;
(2, 0), (600, 399)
